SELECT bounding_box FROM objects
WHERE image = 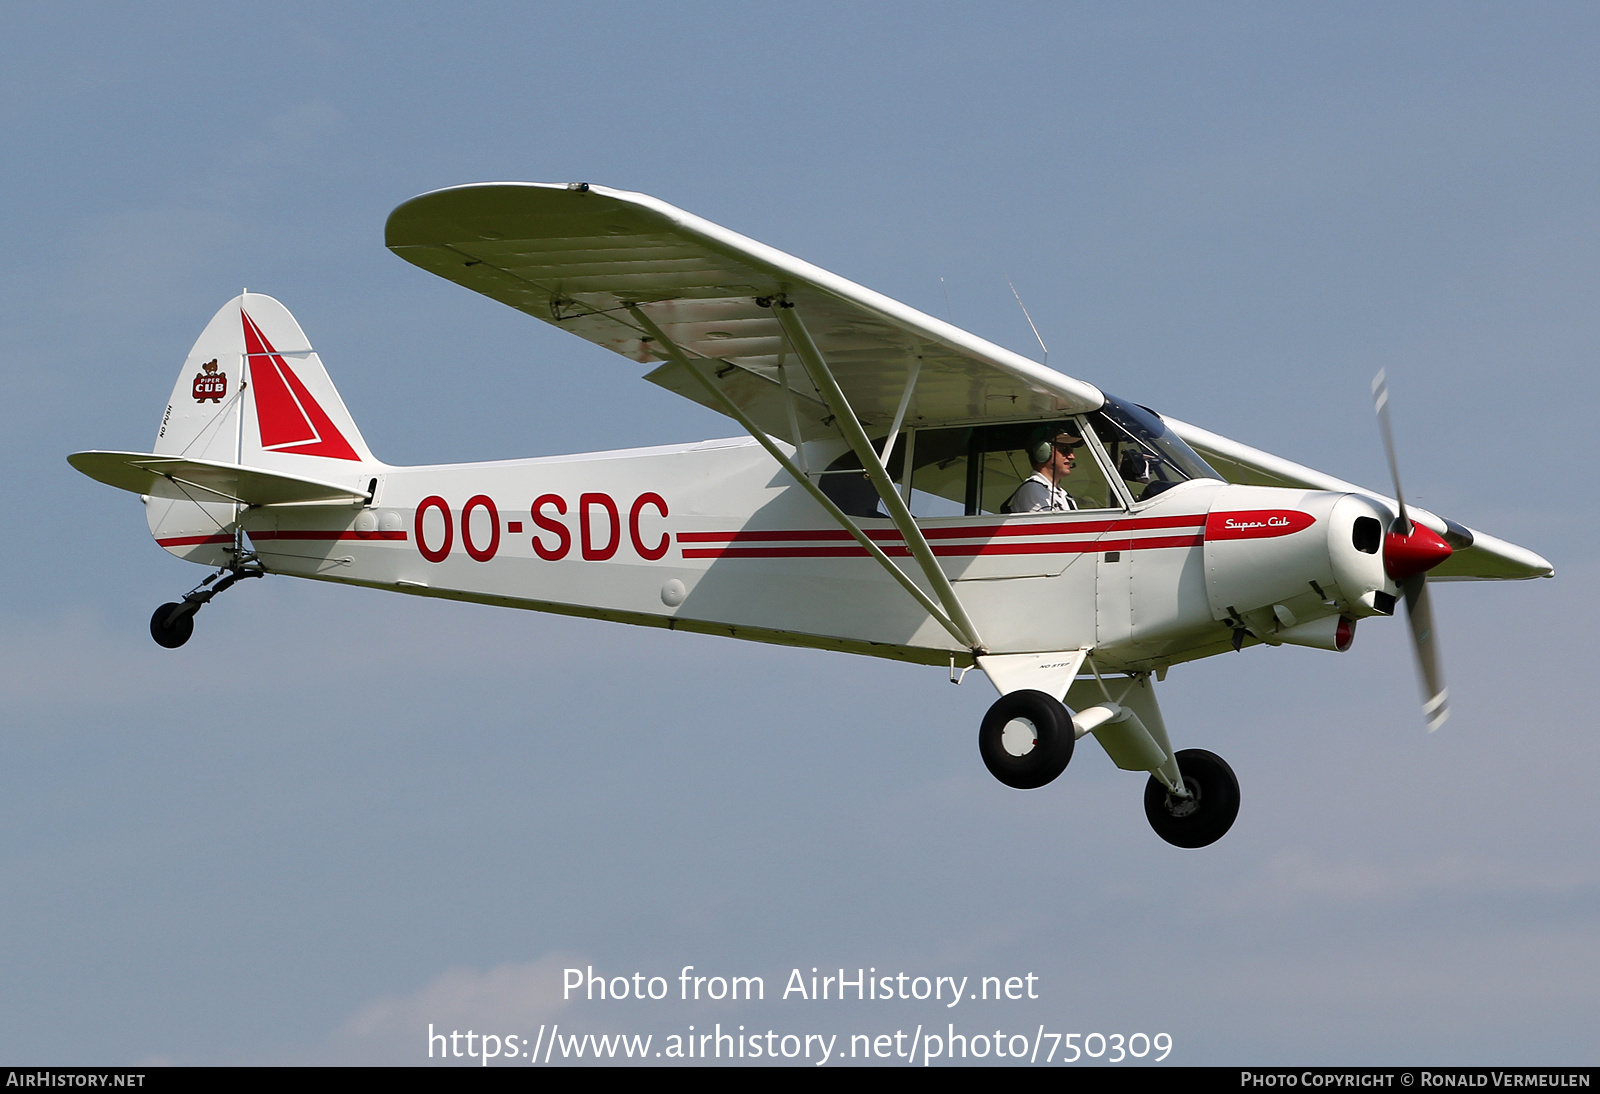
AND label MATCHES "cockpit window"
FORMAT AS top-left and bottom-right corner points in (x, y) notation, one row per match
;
(1087, 395), (1221, 502)
(815, 441), (904, 519)
(816, 418), (1119, 519)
